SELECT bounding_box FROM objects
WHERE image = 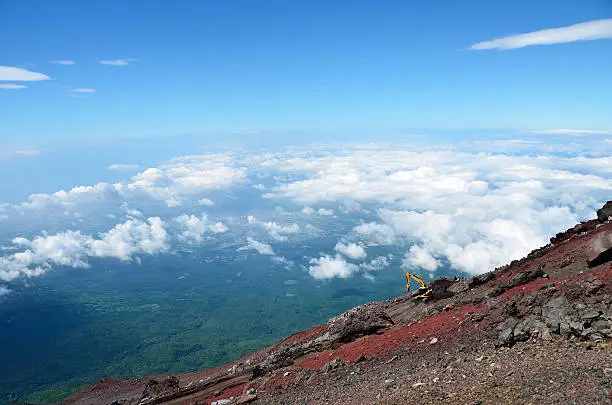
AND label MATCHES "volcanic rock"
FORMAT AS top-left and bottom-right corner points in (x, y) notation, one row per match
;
(597, 201), (612, 222)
